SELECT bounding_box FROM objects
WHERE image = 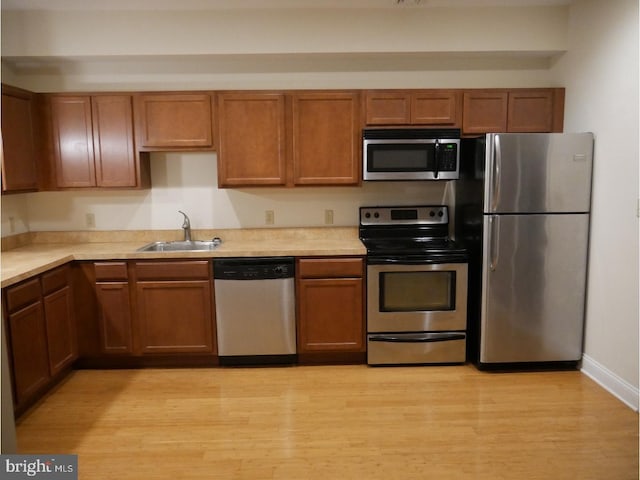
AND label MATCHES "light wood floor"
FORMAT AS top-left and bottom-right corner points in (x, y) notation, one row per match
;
(15, 365), (639, 480)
